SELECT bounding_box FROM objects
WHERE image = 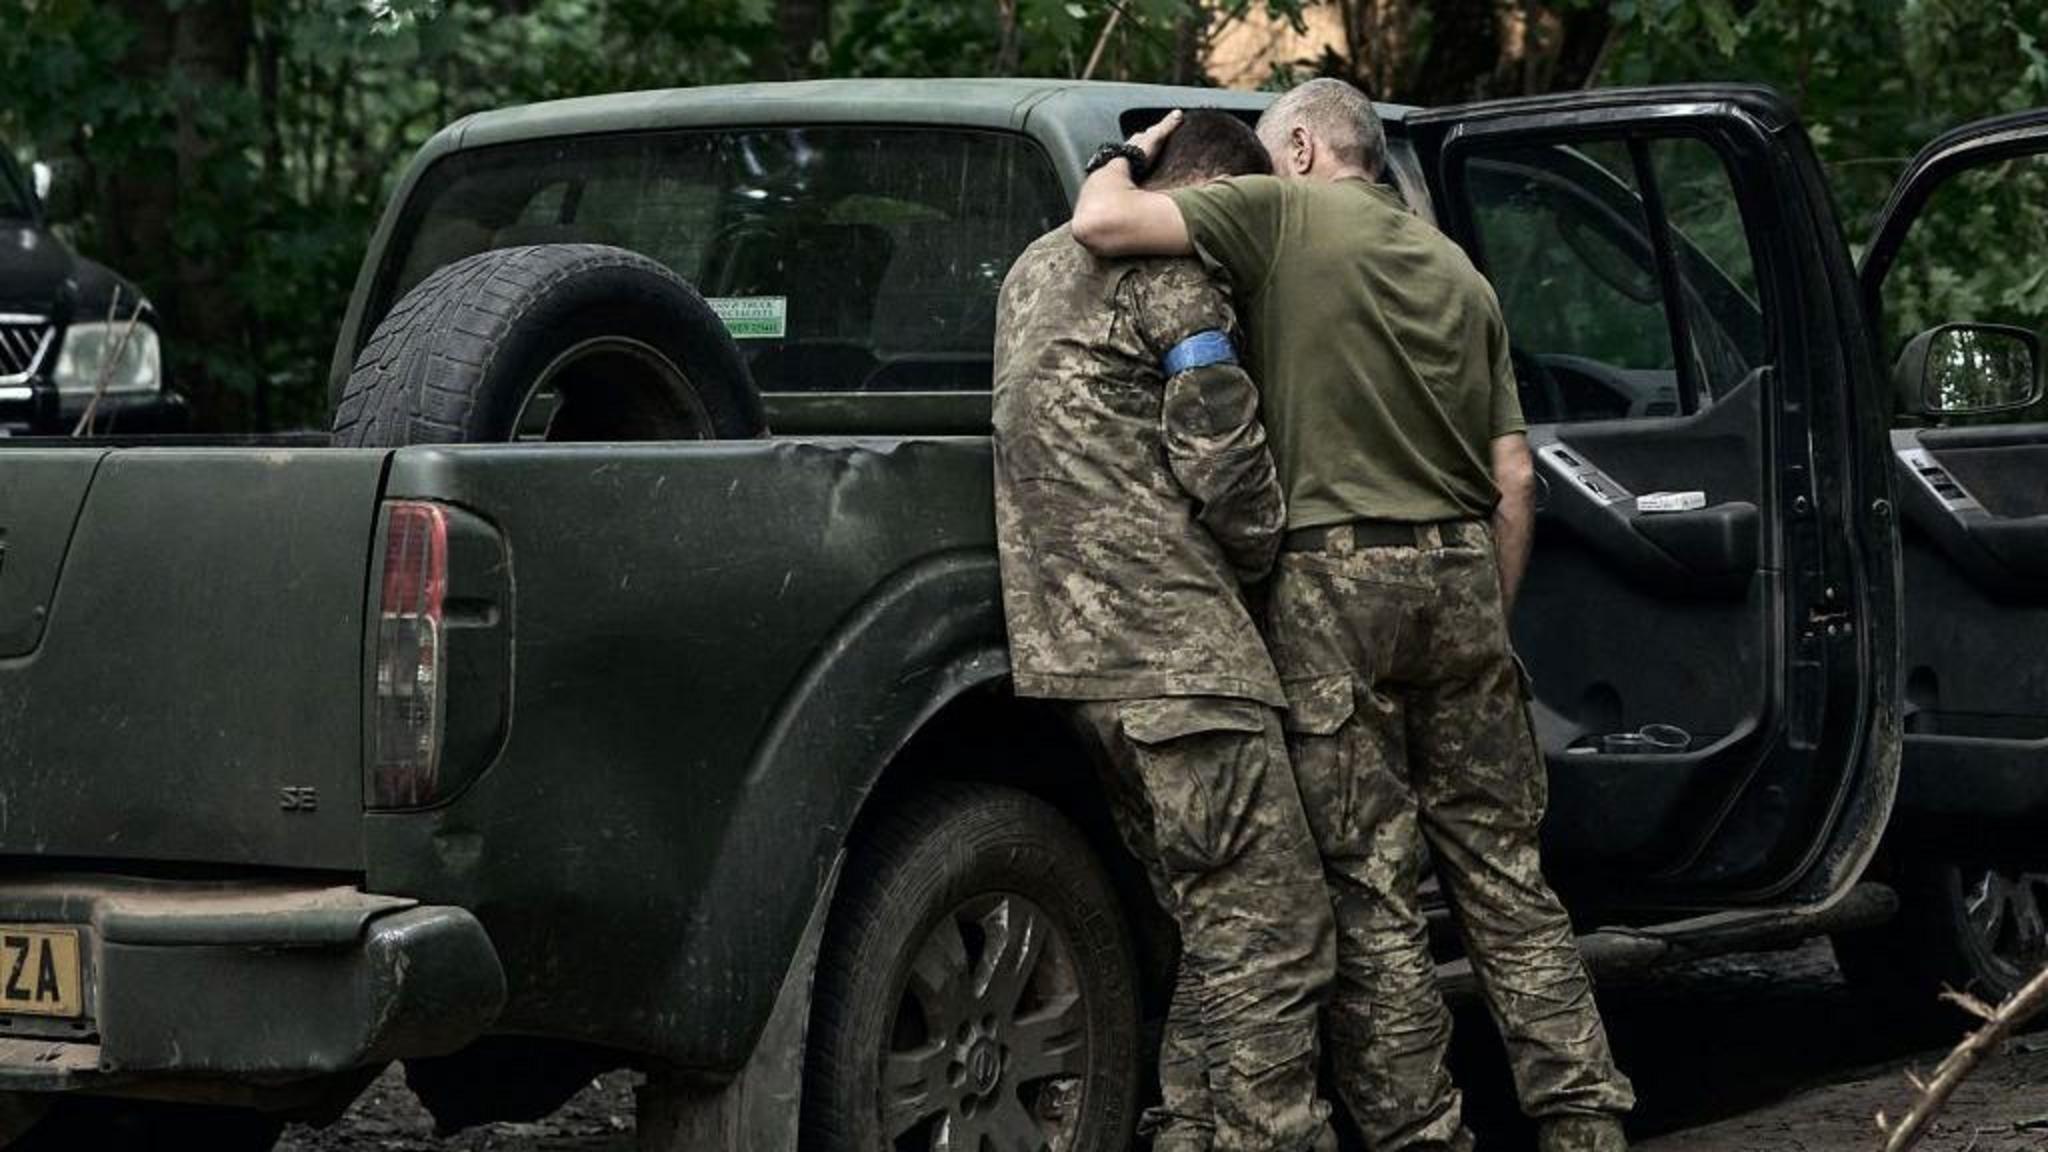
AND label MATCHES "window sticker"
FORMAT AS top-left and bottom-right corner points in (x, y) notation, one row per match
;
(707, 296), (788, 340)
